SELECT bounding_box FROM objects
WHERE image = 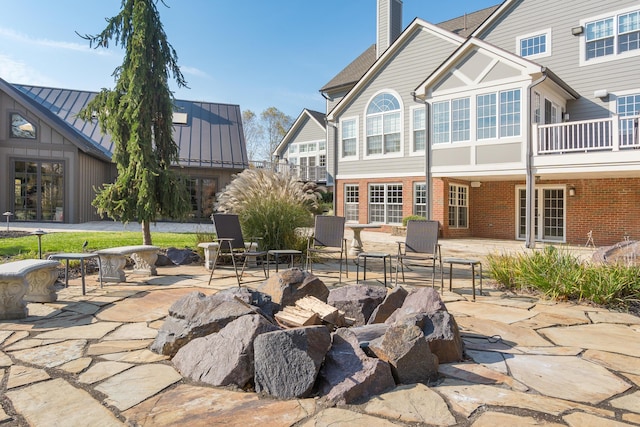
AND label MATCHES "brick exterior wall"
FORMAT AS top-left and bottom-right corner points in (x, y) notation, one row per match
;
(335, 177), (640, 247)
